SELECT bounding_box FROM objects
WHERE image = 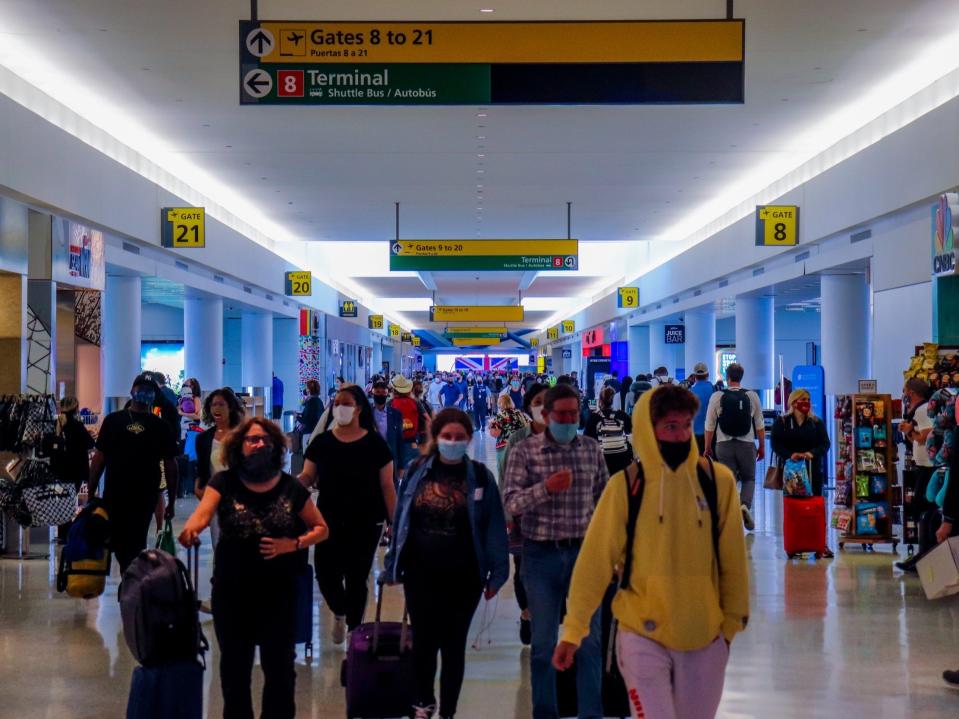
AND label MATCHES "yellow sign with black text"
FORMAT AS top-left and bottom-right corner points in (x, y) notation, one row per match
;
(547, 327), (559, 341)
(452, 338), (500, 347)
(284, 271), (312, 296)
(388, 324), (401, 338)
(446, 326), (509, 335)
(561, 320), (576, 334)
(161, 207), (205, 249)
(251, 21), (744, 65)
(530, 337), (539, 347)
(617, 287), (639, 308)
(412, 336), (421, 347)
(368, 315), (384, 330)
(756, 205), (799, 247)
